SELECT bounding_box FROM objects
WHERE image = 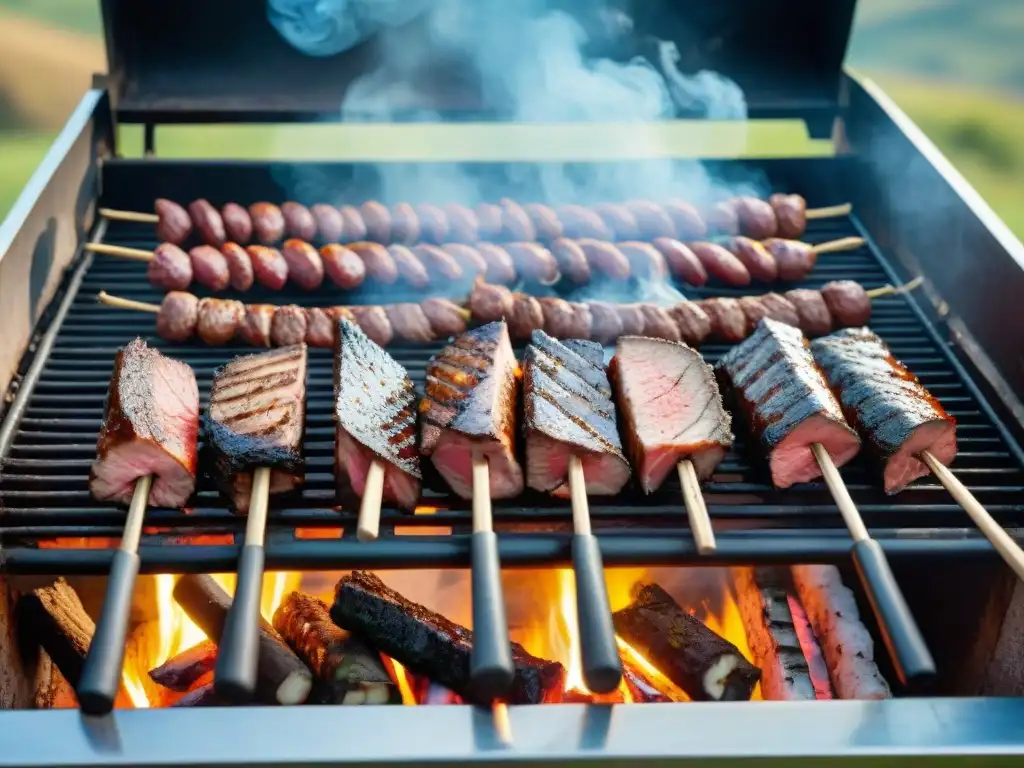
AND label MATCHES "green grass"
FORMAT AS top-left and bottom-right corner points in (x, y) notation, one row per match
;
(0, 0), (100, 35)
